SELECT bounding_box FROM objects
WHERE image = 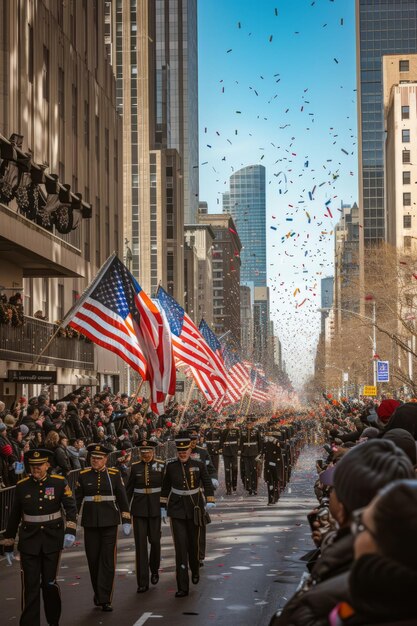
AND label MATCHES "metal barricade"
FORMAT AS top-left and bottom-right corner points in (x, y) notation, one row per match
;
(0, 486), (16, 534)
